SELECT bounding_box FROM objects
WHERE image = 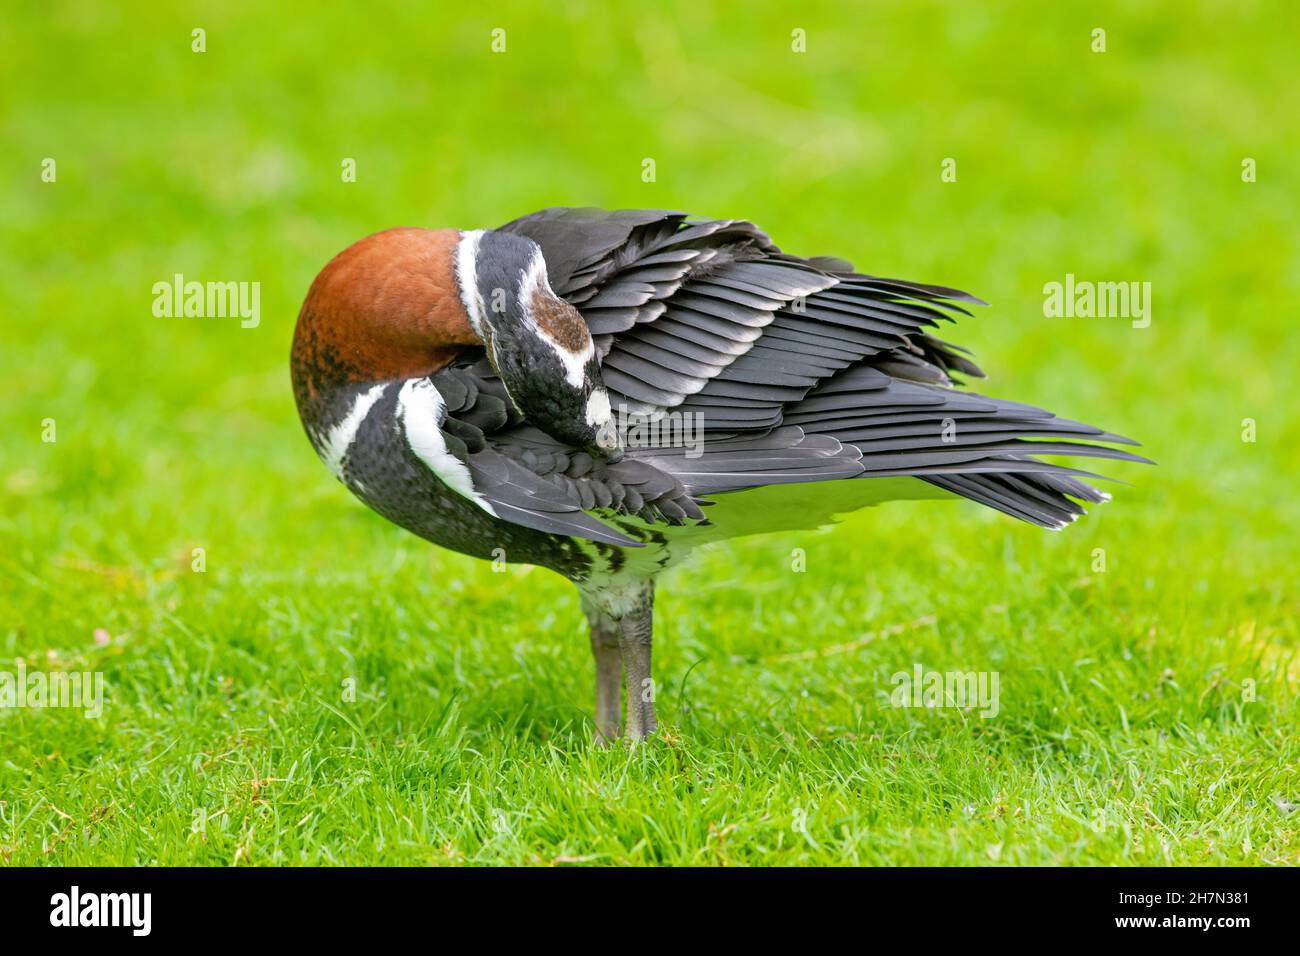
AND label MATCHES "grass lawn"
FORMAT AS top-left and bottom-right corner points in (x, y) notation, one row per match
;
(2, 1), (1297, 865)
